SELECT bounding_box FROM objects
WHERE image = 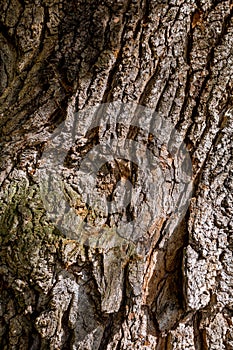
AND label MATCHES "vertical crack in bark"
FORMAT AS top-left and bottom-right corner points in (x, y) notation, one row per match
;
(0, 0), (233, 349)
